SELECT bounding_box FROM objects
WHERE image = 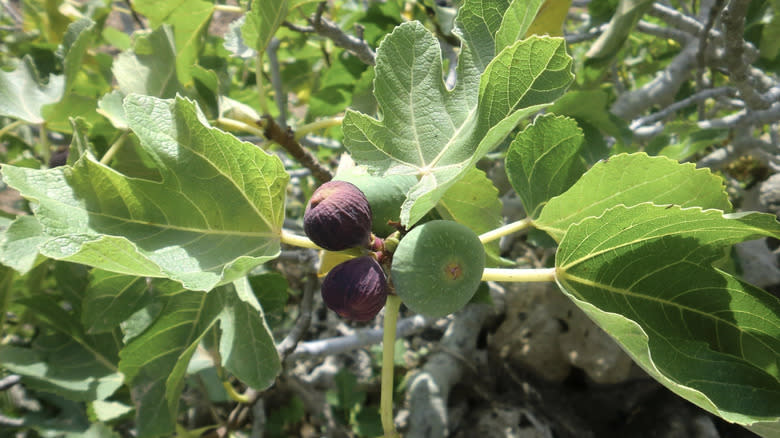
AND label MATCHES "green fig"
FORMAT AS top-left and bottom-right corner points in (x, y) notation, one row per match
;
(390, 220), (485, 318)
